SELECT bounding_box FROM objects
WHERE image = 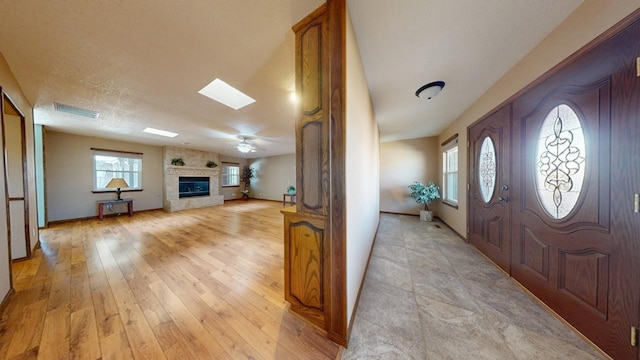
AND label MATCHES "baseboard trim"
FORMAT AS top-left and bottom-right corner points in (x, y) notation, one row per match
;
(0, 288), (15, 314)
(46, 207), (164, 226)
(433, 216), (466, 241)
